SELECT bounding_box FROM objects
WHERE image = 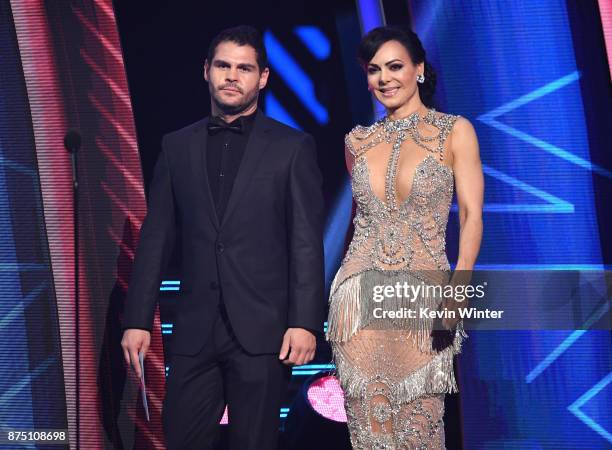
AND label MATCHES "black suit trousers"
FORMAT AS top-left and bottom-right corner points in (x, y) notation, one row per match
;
(162, 303), (291, 450)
